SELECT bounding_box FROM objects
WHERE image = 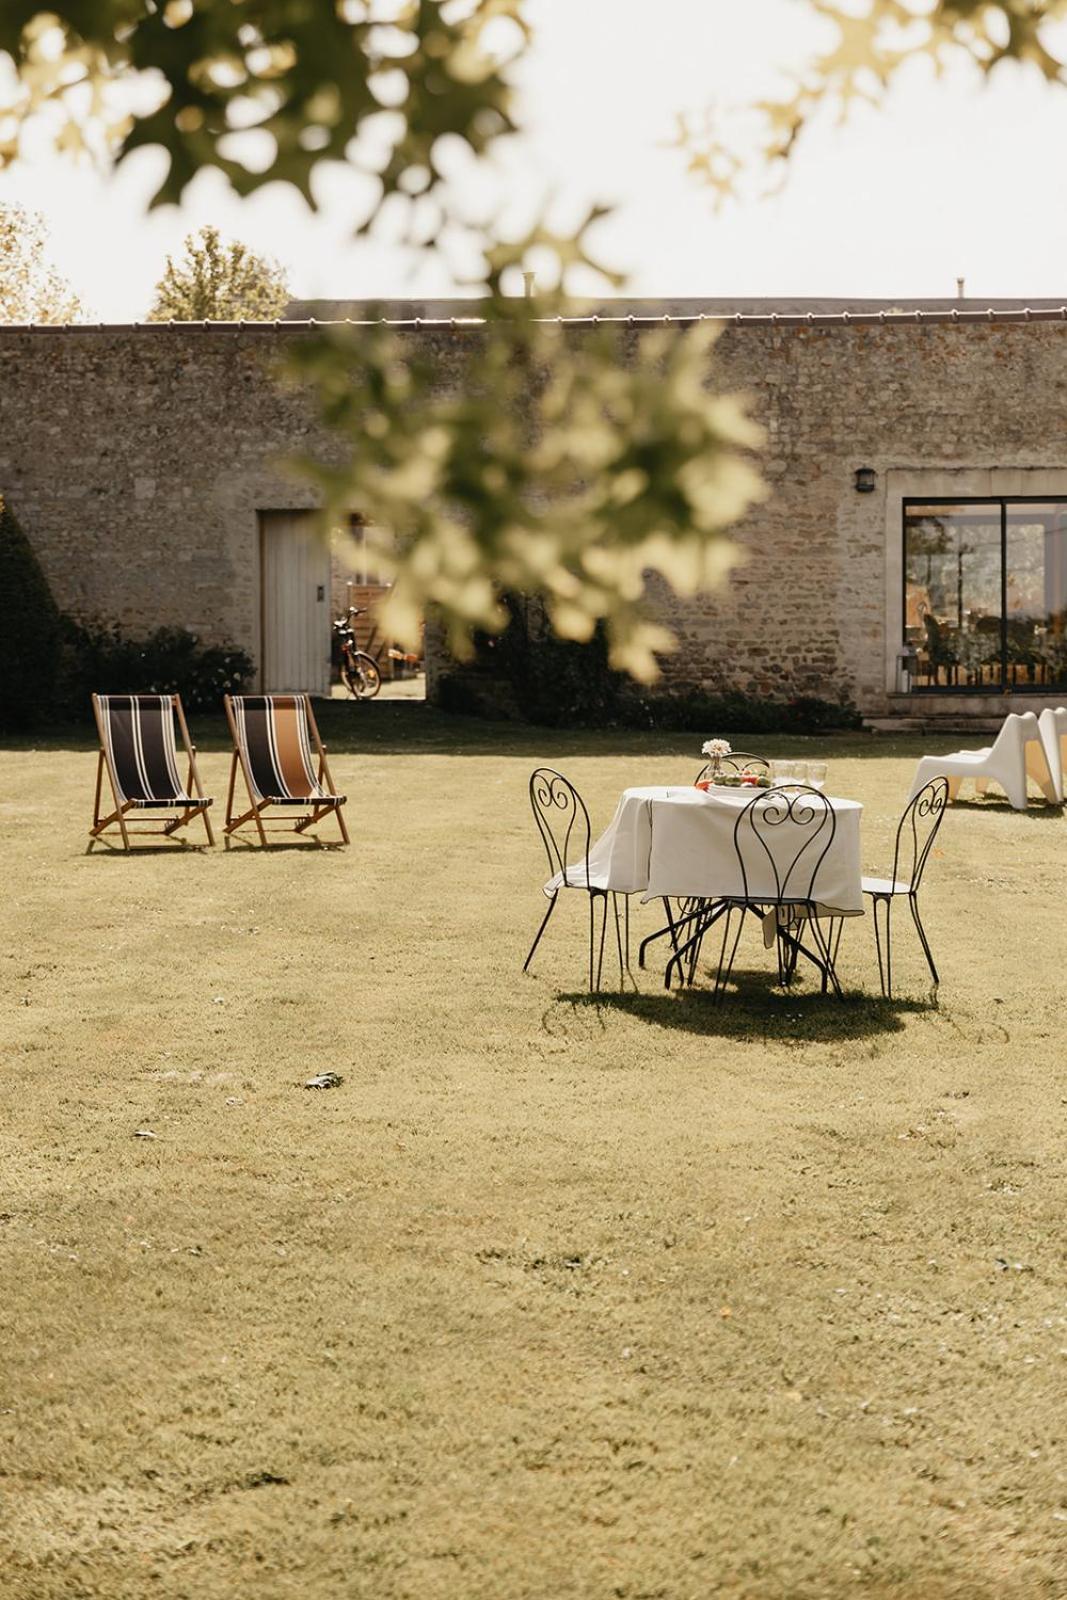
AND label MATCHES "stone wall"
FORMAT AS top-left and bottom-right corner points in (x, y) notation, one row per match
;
(675, 320), (1067, 715)
(0, 324), (464, 669)
(2, 319), (1066, 716)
